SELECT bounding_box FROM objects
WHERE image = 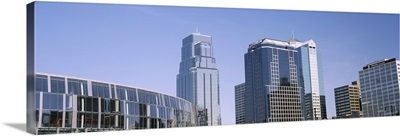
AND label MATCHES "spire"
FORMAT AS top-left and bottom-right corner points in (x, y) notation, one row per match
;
(292, 31), (295, 39)
(289, 31), (300, 42)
